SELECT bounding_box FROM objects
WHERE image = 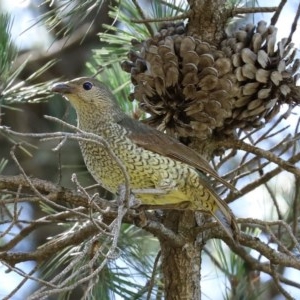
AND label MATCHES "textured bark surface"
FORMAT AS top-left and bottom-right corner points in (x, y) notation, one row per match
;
(160, 211), (201, 299)
(157, 2), (230, 298)
(187, 0), (228, 44)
